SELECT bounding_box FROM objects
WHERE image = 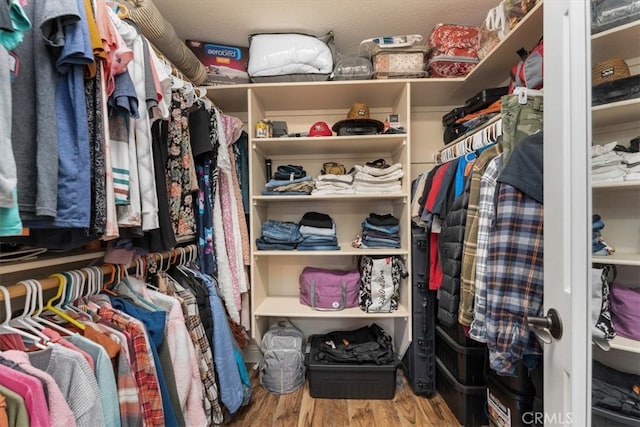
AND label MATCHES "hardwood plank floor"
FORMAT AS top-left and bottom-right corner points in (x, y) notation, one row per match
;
(227, 365), (462, 426)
